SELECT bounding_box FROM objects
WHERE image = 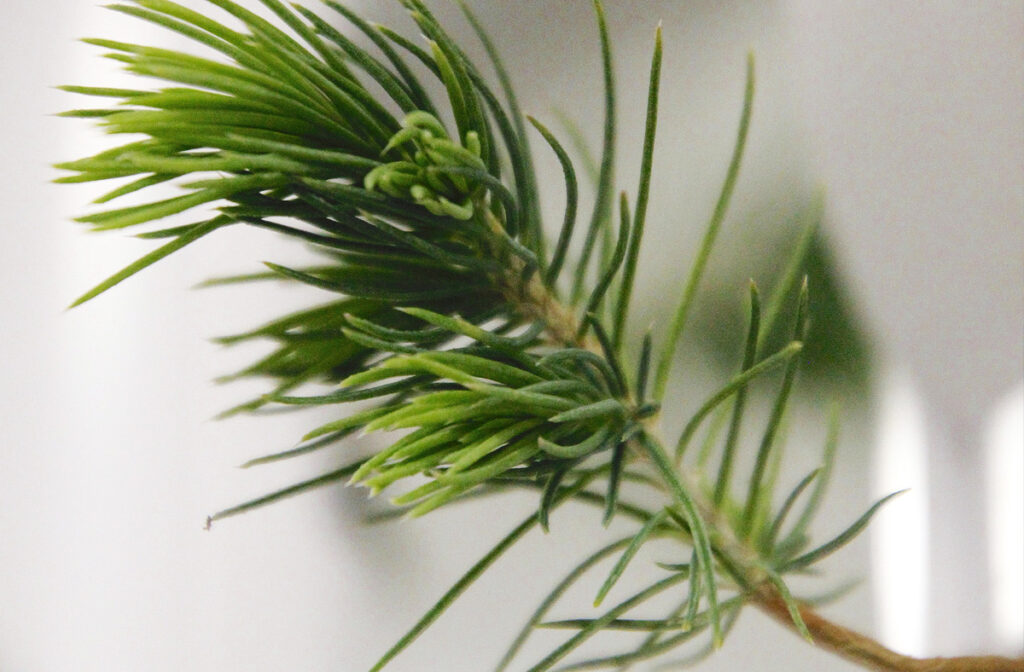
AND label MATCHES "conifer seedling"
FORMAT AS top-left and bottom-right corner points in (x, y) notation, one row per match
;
(59, 1), (1021, 670)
